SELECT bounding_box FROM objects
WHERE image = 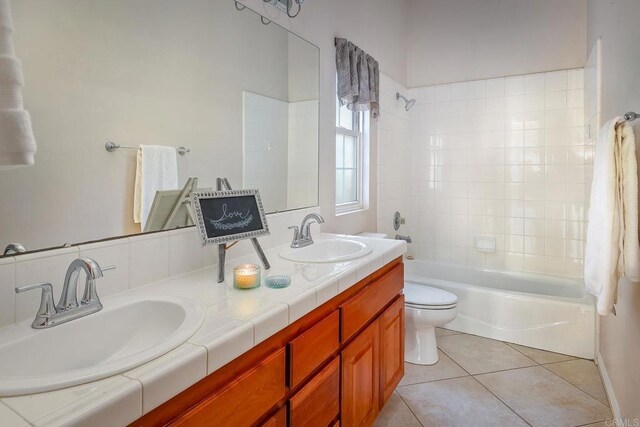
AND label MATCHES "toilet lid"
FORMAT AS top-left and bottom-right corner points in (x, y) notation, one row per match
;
(404, 283), (458, 307)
